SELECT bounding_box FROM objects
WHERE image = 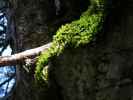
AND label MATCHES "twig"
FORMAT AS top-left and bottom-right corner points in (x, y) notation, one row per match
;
(0, 42), (52, 66)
